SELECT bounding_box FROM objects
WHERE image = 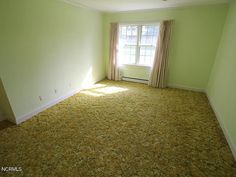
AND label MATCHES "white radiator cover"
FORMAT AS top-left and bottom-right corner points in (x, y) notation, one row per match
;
(120, 65), (151, 81)
(122, 77), (148, 84)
